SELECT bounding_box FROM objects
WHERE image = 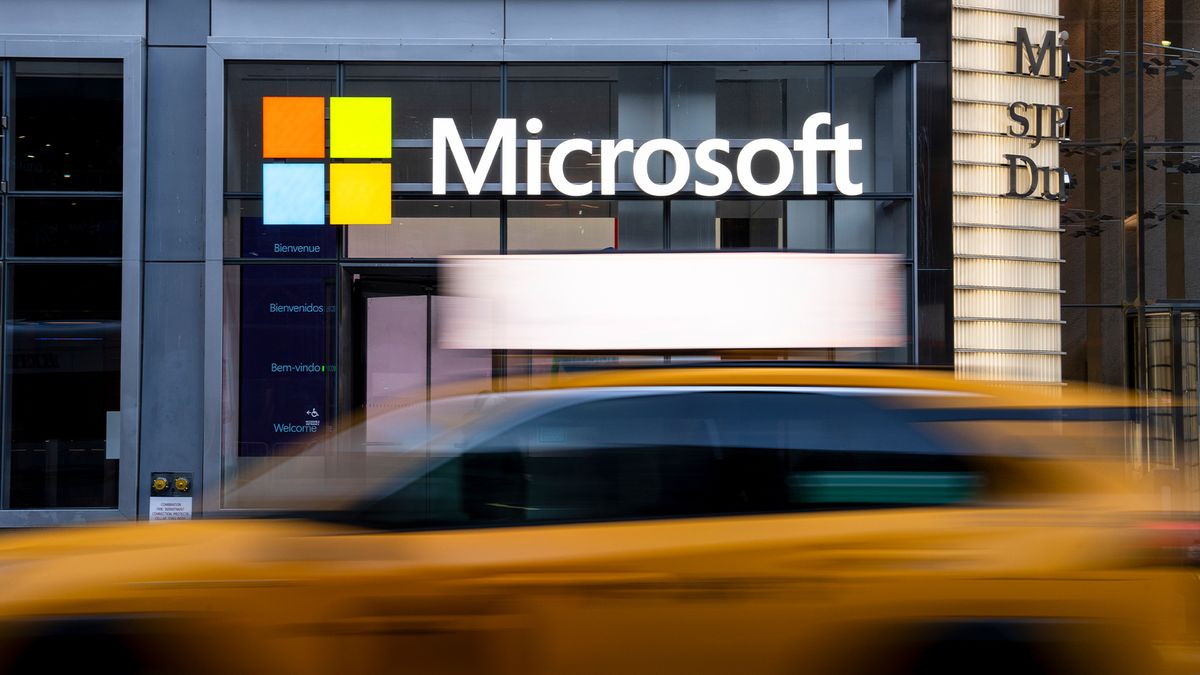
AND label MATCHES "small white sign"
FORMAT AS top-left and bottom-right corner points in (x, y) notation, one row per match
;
(149, 496), (193, 521)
